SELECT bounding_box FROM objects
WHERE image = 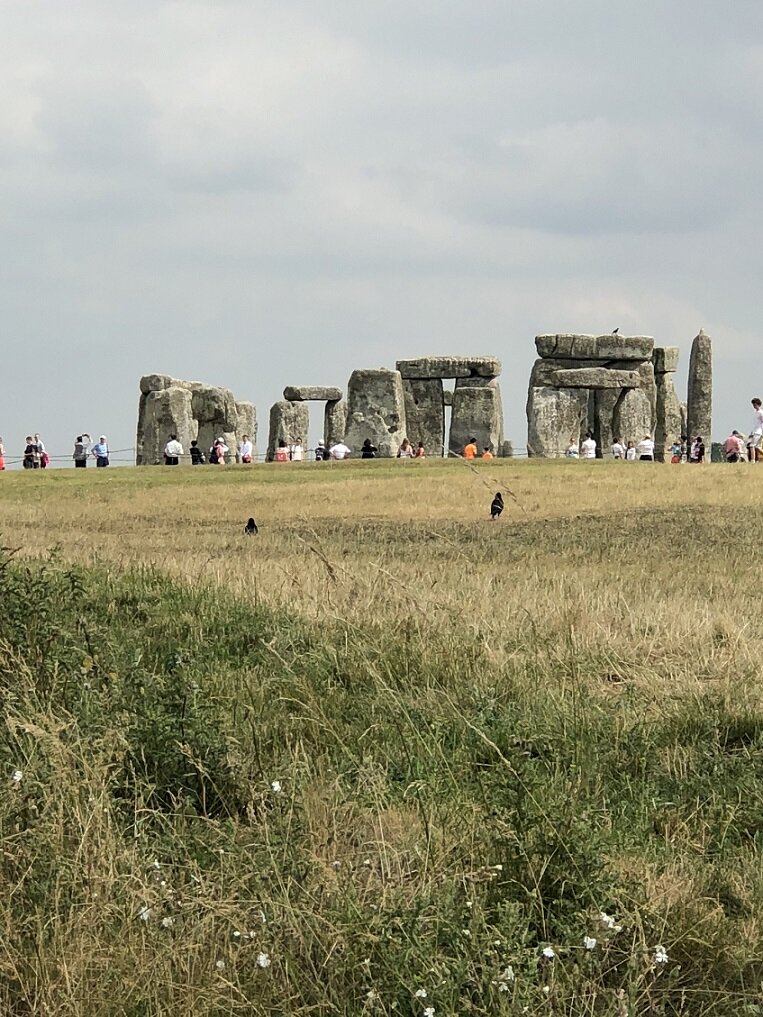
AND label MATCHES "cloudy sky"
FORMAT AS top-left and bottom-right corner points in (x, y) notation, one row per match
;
(1, 0), (760, 464)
